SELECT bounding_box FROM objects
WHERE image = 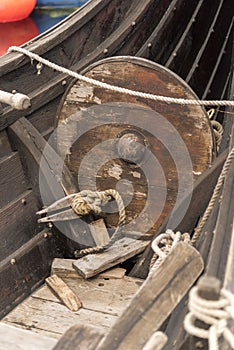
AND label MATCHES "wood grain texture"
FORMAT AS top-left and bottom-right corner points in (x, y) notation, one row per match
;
(0, 190), (40, 260)
(53, 324), (104, 350)
(0, 229), (57, 318)
(0, 323), (57, 350)
(97, 242), (204, 350)
(51, 258), (126, 279)
(73, 237), (149, 279)
(46, 275), (82, 311)
(56, 57), (214, 239)
(0, 152), (27, 208)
